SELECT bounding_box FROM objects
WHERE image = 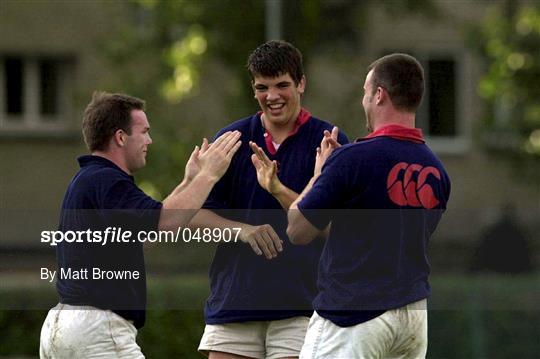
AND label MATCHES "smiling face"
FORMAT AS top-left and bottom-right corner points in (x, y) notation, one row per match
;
(252, 73), (305, 128)
(123, 109), (152, 173)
